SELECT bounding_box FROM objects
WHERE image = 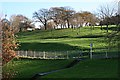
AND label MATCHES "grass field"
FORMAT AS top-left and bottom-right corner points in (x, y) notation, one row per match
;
(3, 58), (119, 79)
(3, 25), (119, 79)
(3, 58), (74, 79)
(17, 25), (119, 56)
(17, 26), (108, 51)
(41, 58), (119, 78)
